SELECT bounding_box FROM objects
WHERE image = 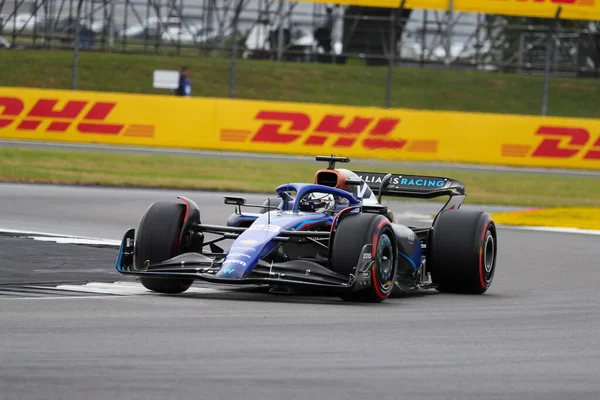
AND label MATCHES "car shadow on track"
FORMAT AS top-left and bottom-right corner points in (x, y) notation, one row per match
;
(157, 284), (442, 306)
